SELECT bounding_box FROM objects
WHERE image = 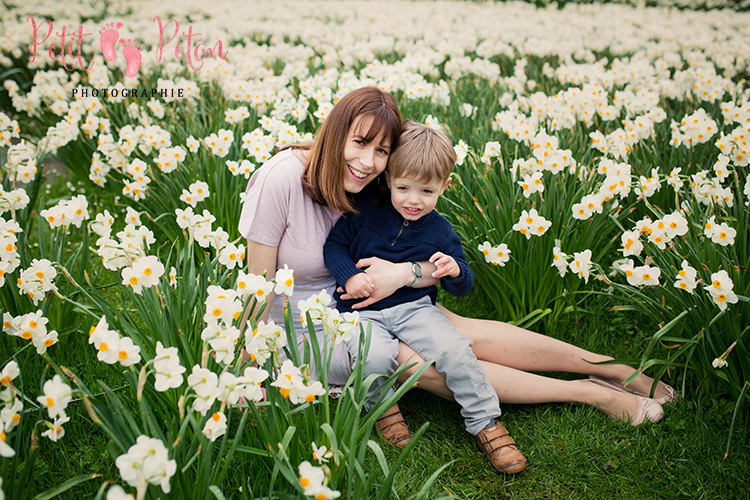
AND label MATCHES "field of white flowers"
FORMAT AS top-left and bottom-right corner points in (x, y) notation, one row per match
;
(1, 0), (749, 498)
